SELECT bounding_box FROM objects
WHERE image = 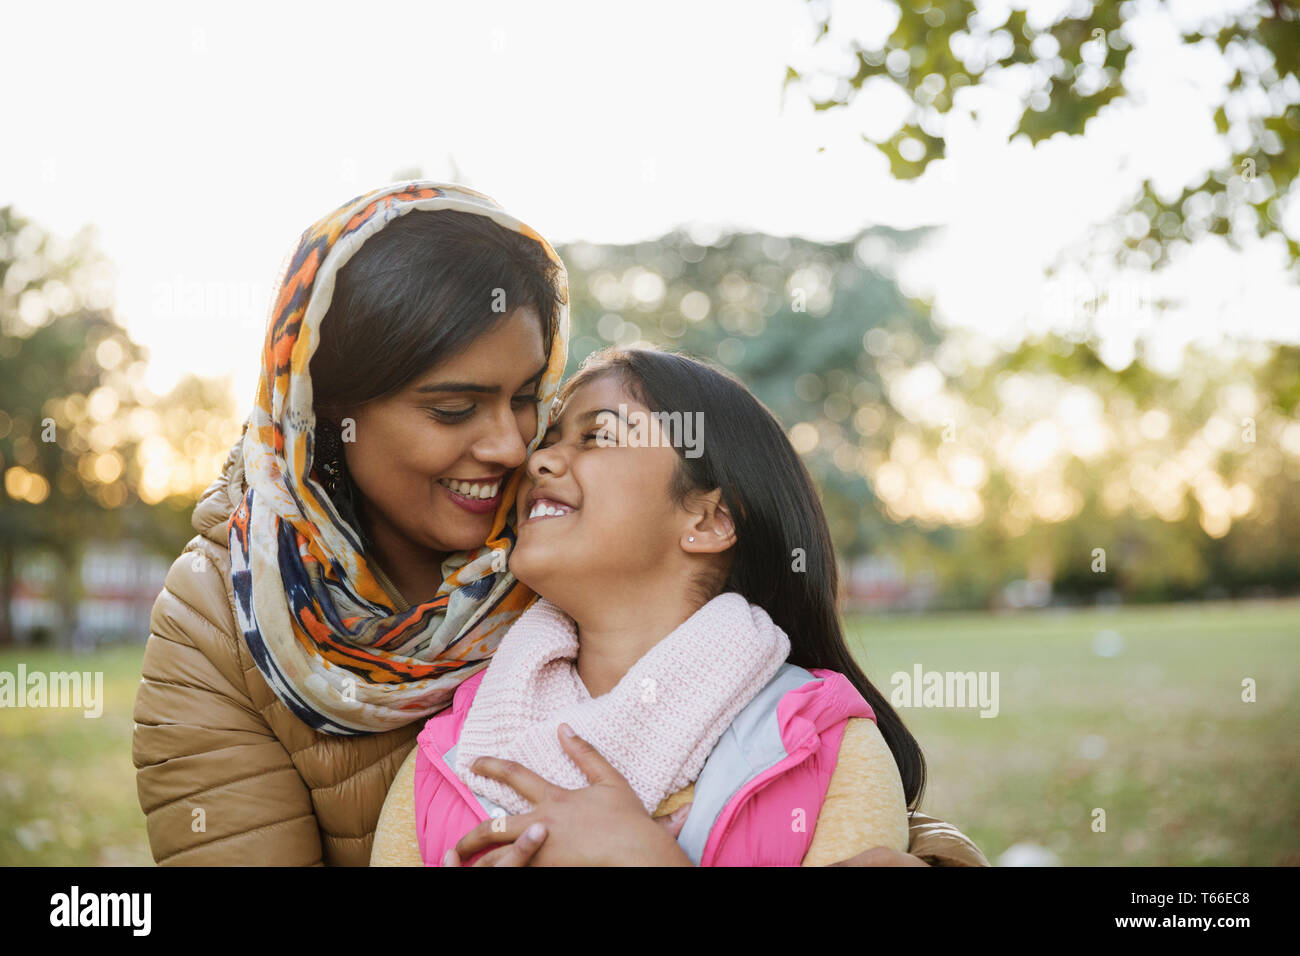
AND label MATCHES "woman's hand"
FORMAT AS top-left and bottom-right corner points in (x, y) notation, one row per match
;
(443, 723), (694, 867)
